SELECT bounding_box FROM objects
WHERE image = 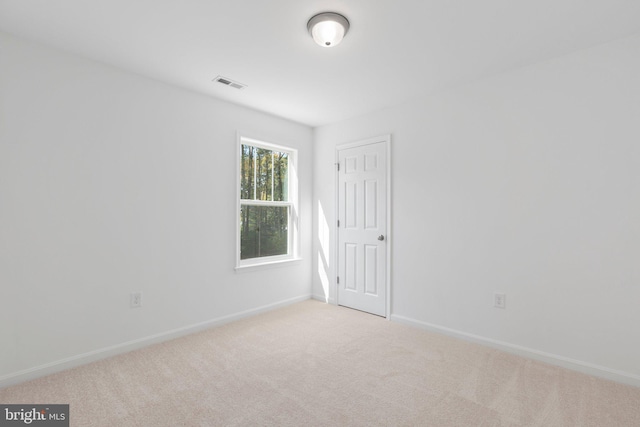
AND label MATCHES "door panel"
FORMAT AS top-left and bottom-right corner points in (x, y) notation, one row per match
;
(345, 243), (357, 291)
(364, 180), (377, 229)
(337, 140), (387, 316)
(364, 245), (378, 295)
(345, 182), (357, 228)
